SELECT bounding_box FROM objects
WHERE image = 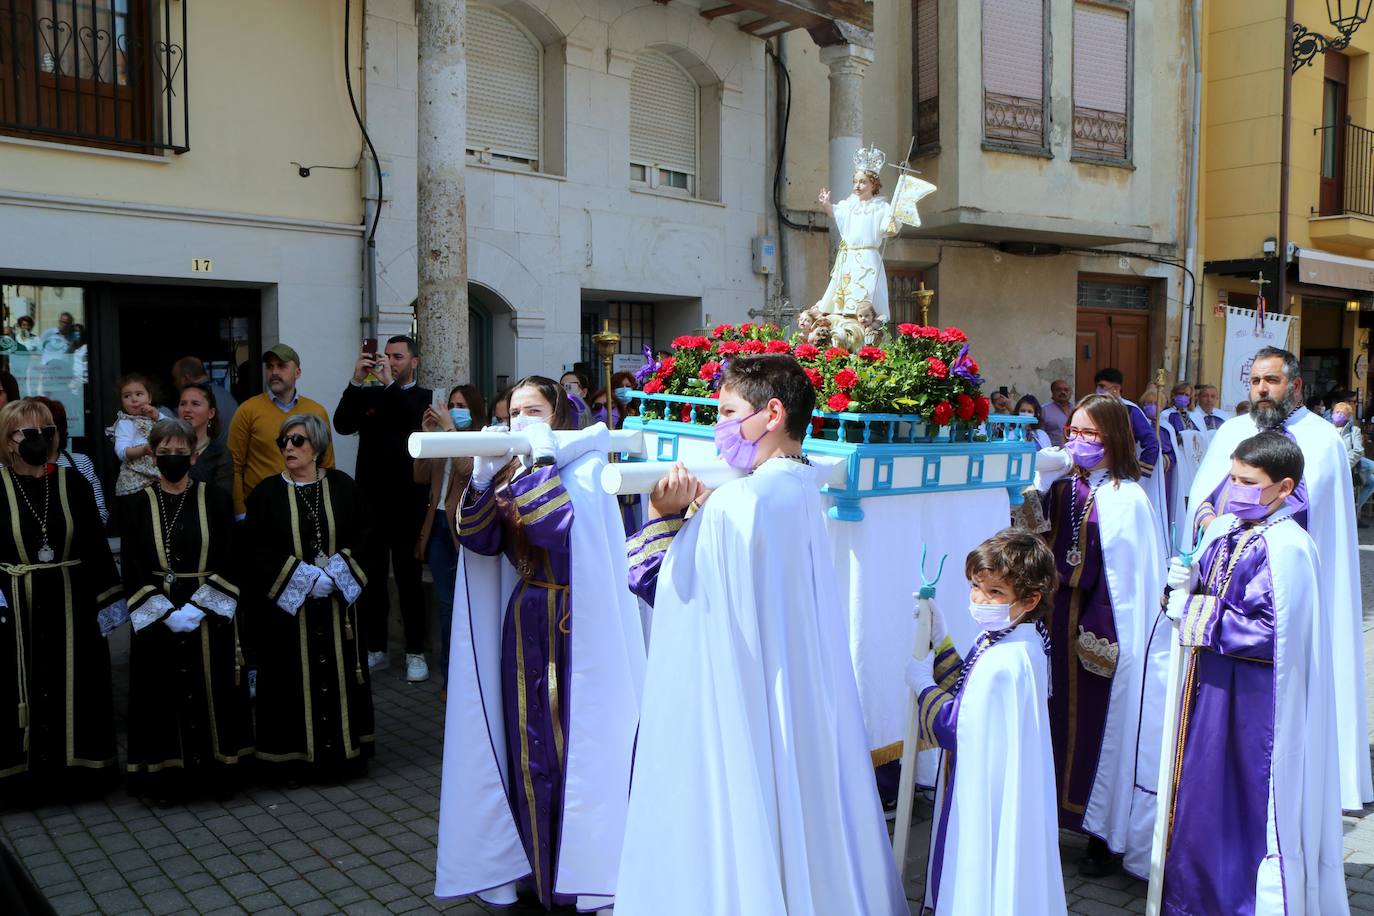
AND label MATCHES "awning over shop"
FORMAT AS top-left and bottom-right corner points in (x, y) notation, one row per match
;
(1296, 247), (1374, 293)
